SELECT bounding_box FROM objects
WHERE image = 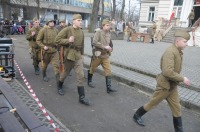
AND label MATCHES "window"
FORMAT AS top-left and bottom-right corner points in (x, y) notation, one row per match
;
(174, 0), (183, 6)
(173, 0), (183, 18)
(148, 7), (155, 21)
